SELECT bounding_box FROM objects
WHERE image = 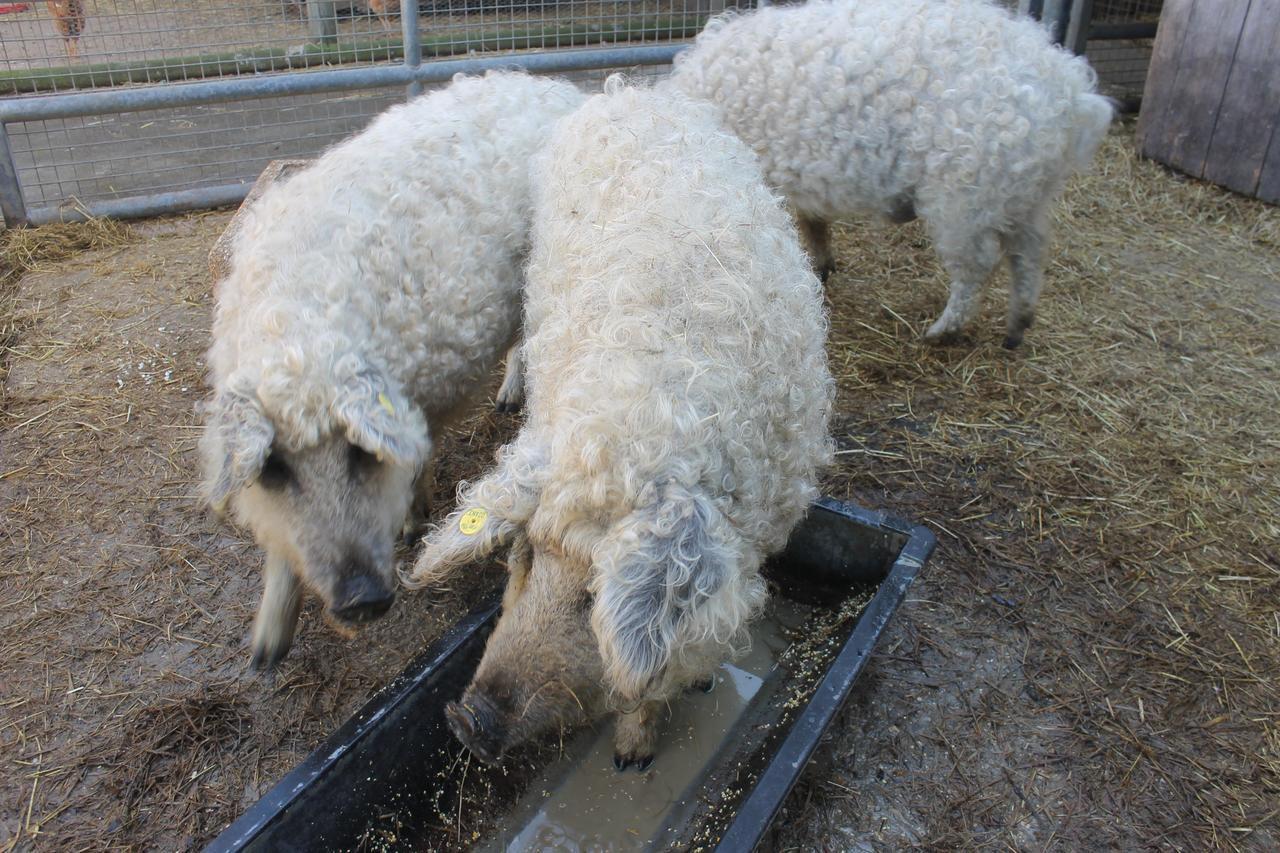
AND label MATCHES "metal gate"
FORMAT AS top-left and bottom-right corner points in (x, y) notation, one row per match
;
(0, 1), (734, 227)
(1020, 0), (1162, 108)
(0, 1), (1160, 229)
